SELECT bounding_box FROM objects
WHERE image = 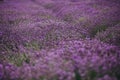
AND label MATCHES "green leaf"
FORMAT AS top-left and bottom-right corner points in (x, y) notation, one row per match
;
(88, 70), (97, 80)
(74, 69), (82, 80)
